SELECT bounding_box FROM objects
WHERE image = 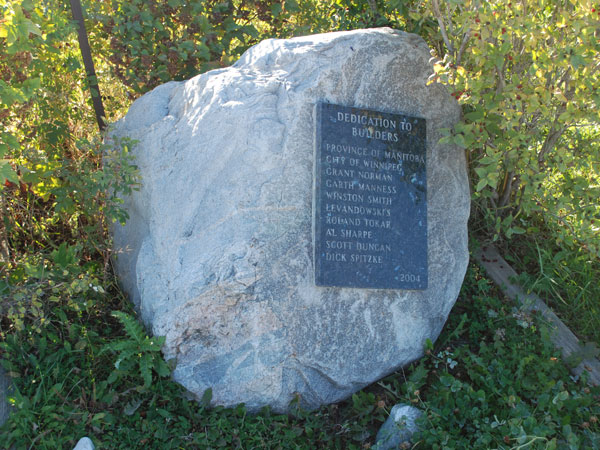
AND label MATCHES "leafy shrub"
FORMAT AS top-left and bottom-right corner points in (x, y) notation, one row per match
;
(1, 2), (138, 250)
(87, 0), (408, 97)
(505, 228), (600, 346)
(417, 0), (600, 254)
(0, 1), (139, 336)
(1, 1), (599, 448)
(382, 265), (600, 449)
(2, 263), (599, 448)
